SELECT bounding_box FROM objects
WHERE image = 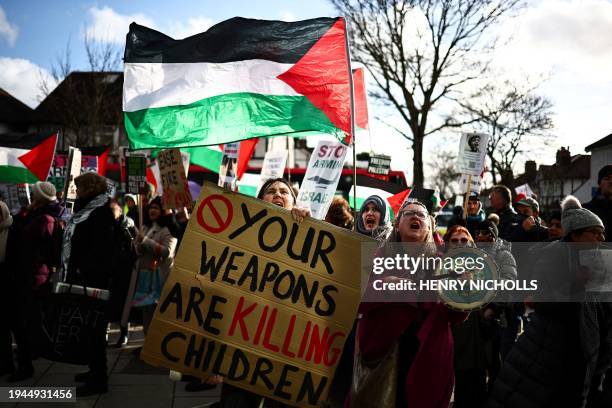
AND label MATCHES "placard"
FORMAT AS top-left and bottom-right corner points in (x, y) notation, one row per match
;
(63, 147), (82, 201)
(457, 133), (488, 176)
(142, 183), (370, 407)
(218, 143), (239, 191)
(158, 148), (193, 209)
(367, 154), (391, 176)
(256, 150), (288, 195)
(125, 155), (148, 194)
